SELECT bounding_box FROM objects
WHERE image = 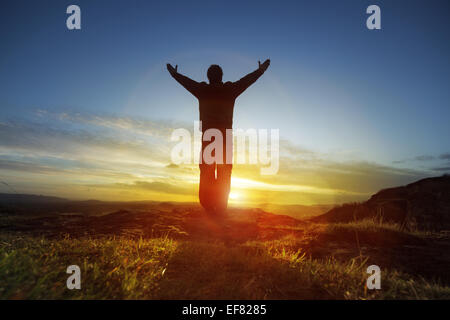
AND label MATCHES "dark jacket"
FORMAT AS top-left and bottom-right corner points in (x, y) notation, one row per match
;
(171, 68), (265, 129)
